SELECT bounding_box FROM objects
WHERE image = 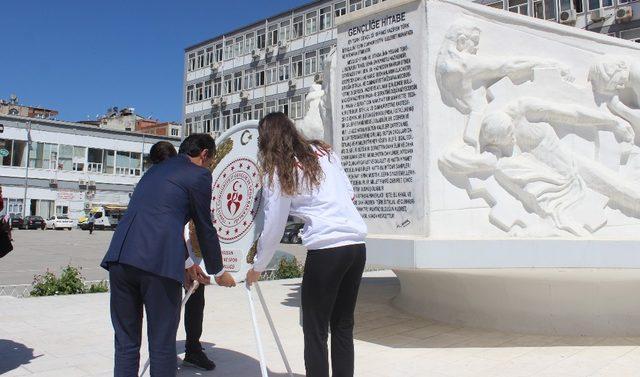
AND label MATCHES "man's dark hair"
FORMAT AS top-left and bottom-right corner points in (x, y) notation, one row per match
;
(149, 141), (177, 164)
(179, 133), (216, 158)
